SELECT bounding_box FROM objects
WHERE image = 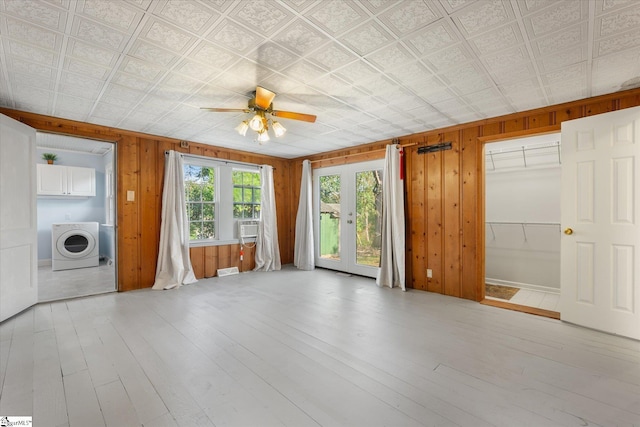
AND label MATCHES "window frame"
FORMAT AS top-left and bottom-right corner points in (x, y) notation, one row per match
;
(183, 160), (218, 243)
(181, 155), (260, 246)
(232, 168), (261, 220)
